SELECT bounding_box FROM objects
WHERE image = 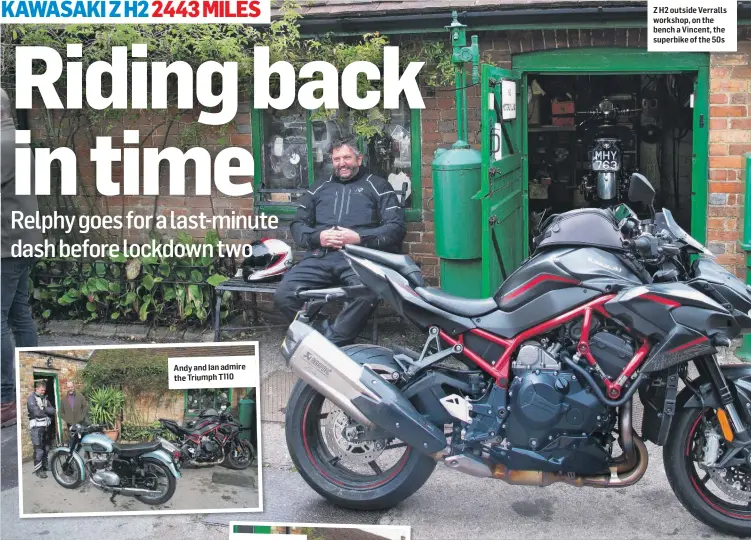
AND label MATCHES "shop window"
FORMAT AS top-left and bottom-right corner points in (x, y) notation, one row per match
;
(252, 100), (421, 221)
(184, 388), (231, 416)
